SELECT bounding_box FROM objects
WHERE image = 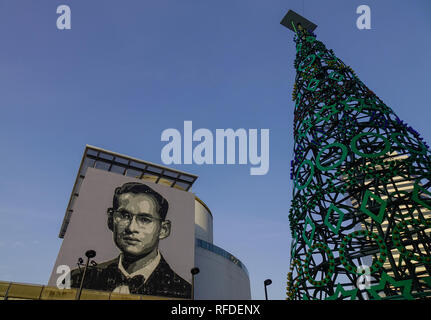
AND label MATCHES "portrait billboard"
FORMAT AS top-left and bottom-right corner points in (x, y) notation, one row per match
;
(48, 167), (195, 299)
